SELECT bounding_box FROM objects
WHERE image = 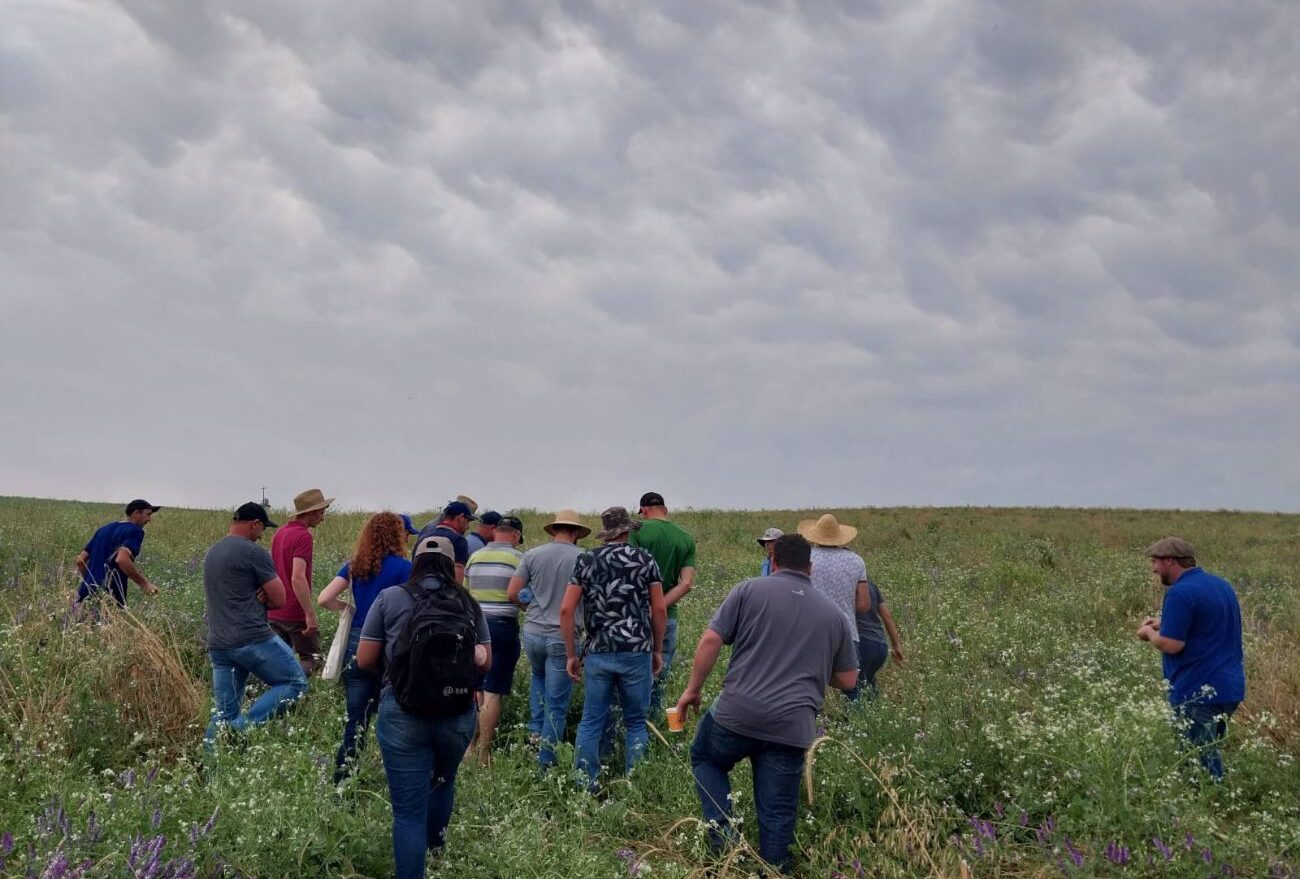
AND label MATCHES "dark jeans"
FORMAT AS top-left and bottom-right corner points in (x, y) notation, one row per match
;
(334, 627), (381, 782)
(648, 616), (678, 715)
(1176, 699), (1239, 781)
(848, 638), (889, 701)
(690, 711), (806, 873)
(376, 691), (476, 879)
